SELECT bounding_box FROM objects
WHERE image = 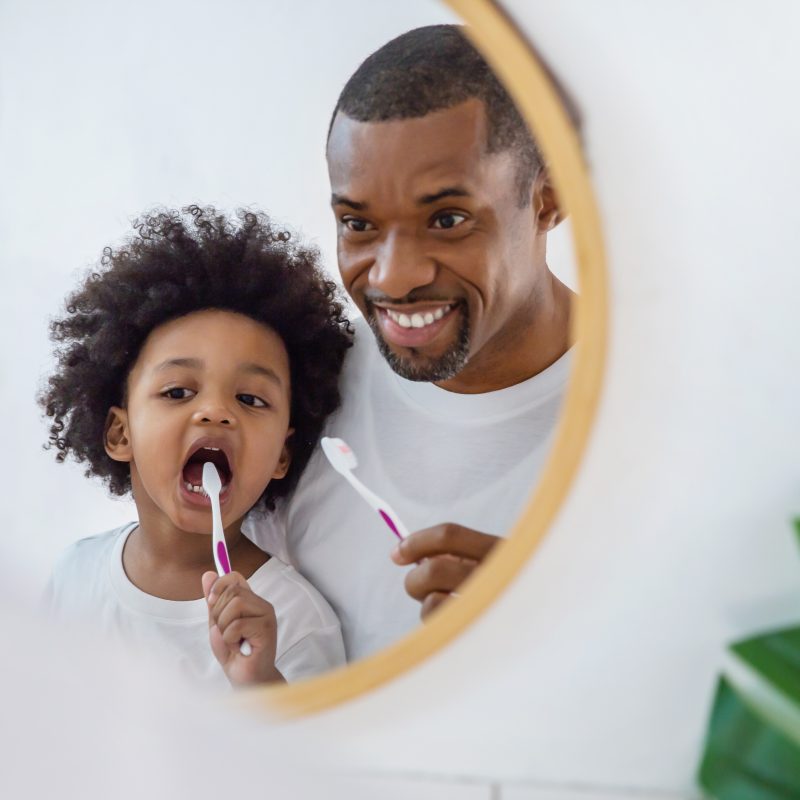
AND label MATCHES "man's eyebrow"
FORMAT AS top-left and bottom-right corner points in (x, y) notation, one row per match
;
(239, 362), (284, 387)
(154, 357), (203, 372)
(331, 193), (366, 211)
(417, 186), (472, 205)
